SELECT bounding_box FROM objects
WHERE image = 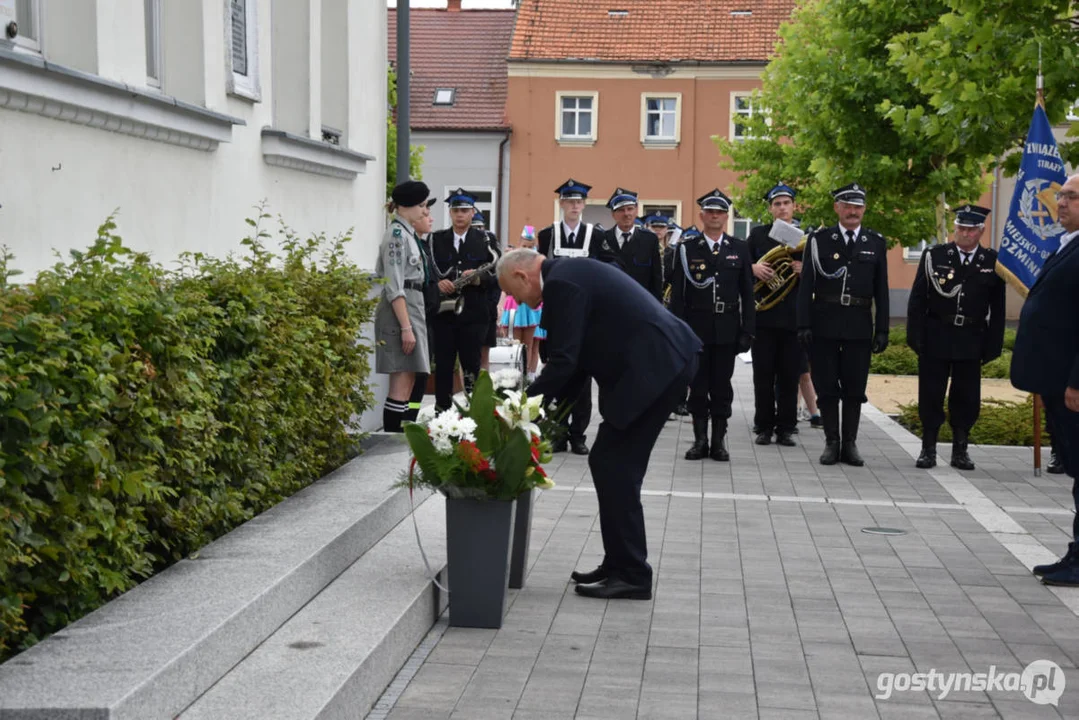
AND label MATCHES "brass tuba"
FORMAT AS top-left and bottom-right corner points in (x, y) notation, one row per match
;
(754, 240), (805, 312)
